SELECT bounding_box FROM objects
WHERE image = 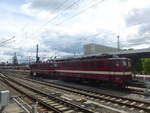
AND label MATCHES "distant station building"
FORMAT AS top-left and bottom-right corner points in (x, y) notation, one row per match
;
(83, 43), (150, 59)
(83, 43), (119, 55)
